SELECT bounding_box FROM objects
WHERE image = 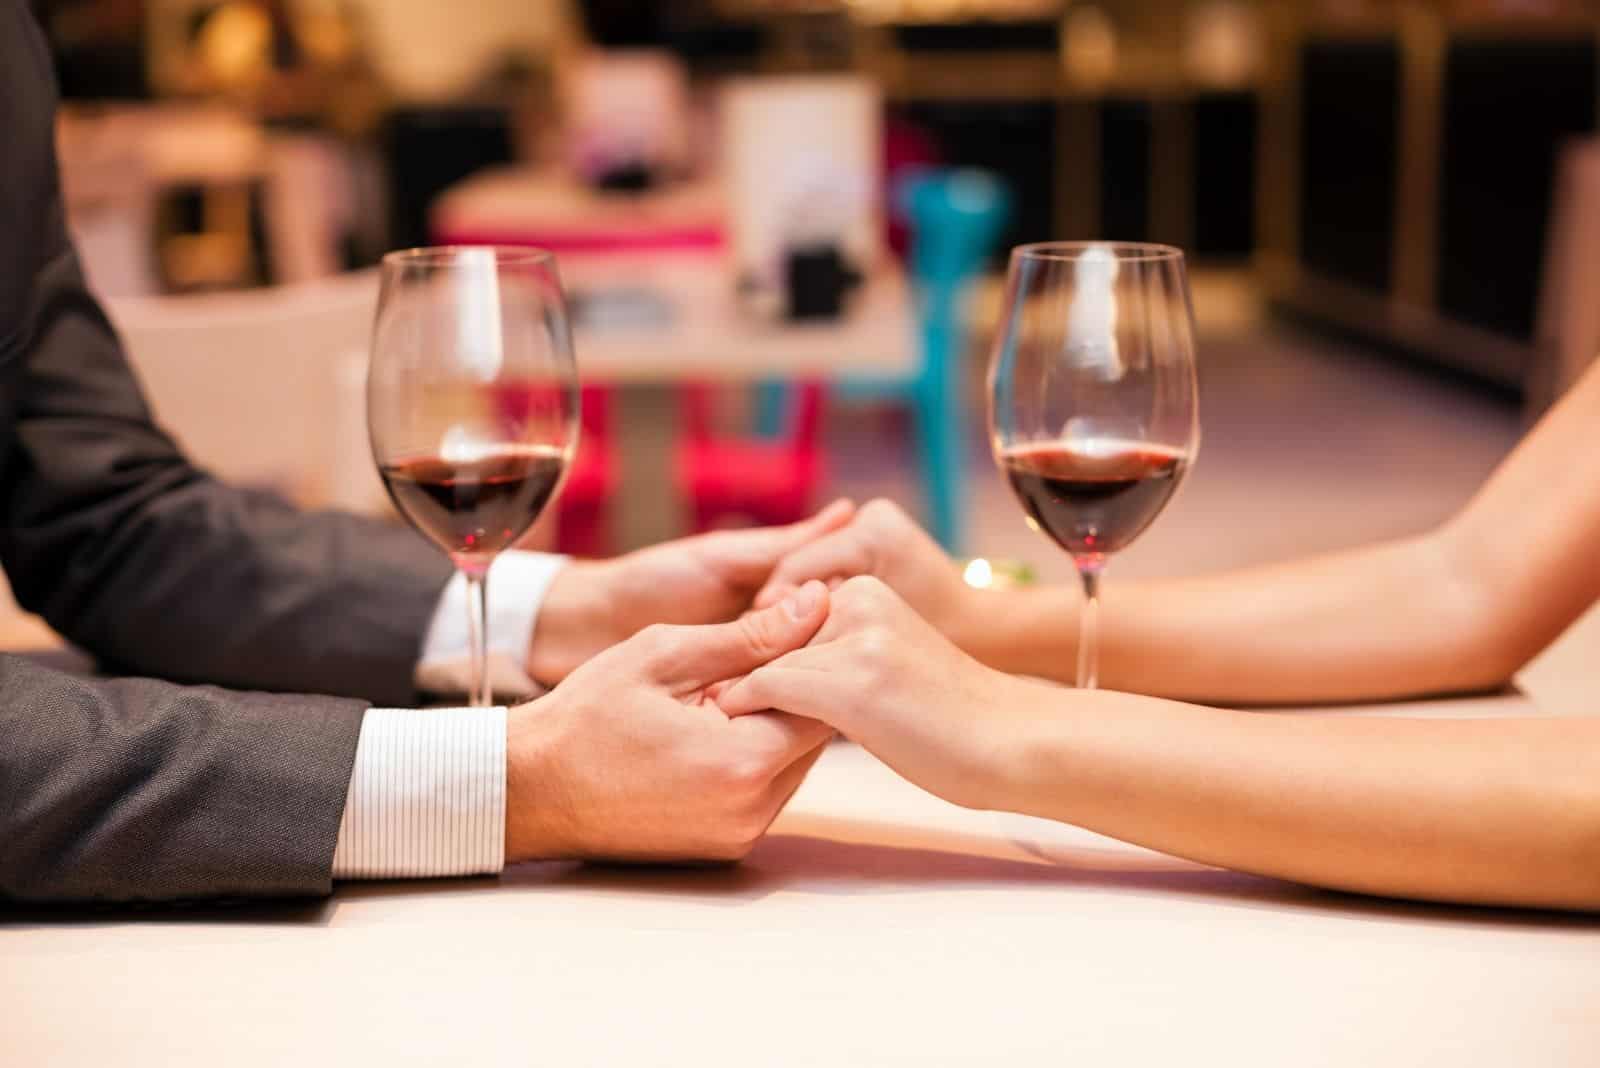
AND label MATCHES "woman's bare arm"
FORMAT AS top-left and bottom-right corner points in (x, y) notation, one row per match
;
(1013, 689), (1600, 910)
(1089, 357), (1600, 701)
(723, 578), (1600, 912)
(760, 361), (1600, 703)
